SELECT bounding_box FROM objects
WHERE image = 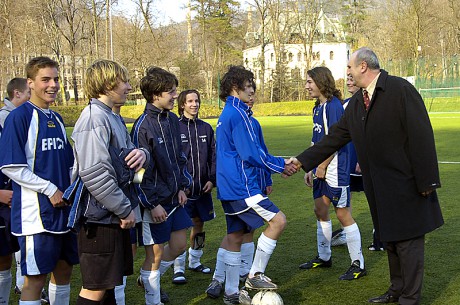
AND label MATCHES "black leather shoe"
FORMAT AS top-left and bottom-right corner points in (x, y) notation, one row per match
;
(368, 292), (399, 303)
